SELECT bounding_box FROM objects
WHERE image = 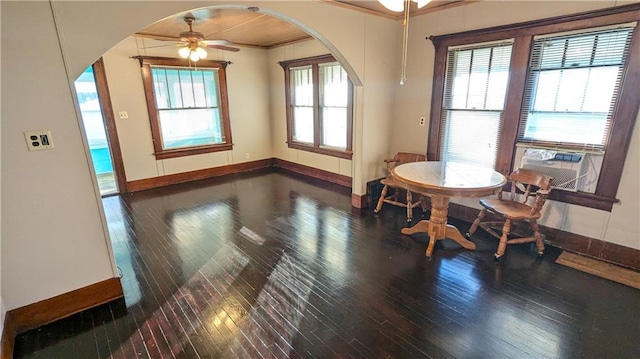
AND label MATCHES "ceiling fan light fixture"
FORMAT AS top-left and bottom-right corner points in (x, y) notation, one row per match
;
(189, 50), (200, 62)
(195, 47), (207, 59)
(178, 46), (191, 59)
(379, 0), (404, 12)
(378, 0), (432, 12)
